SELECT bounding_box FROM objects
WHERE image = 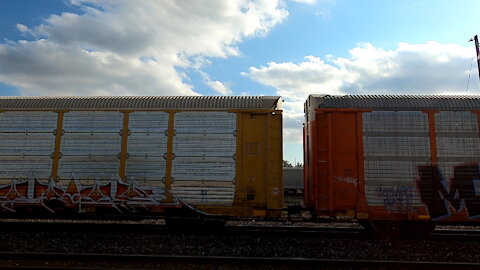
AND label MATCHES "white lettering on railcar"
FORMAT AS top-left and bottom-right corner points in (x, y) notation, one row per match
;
(333, 176), (358, 186)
